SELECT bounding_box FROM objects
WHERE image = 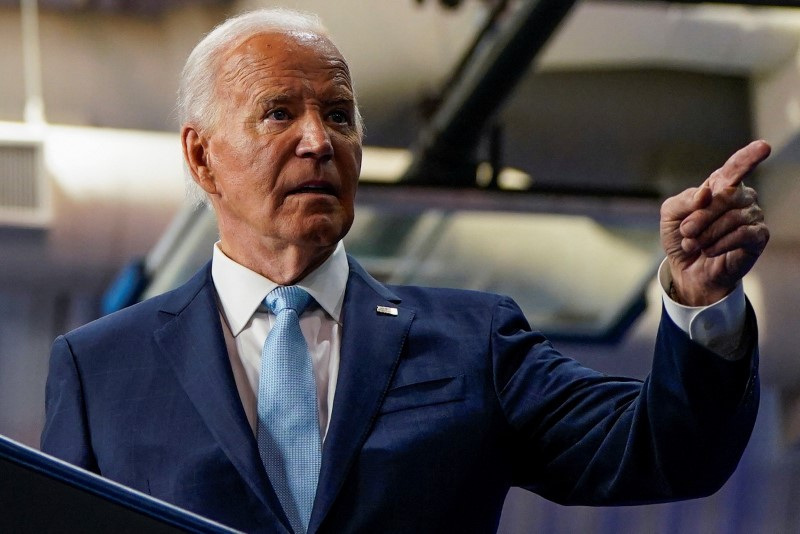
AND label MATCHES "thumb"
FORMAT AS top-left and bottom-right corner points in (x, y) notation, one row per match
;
(662, 186), (711, 224)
